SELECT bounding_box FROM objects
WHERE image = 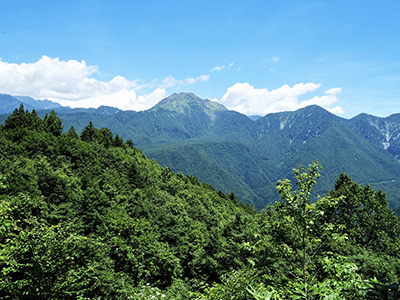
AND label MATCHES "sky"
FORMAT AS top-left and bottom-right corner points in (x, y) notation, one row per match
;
(1, 0), (400, 119)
